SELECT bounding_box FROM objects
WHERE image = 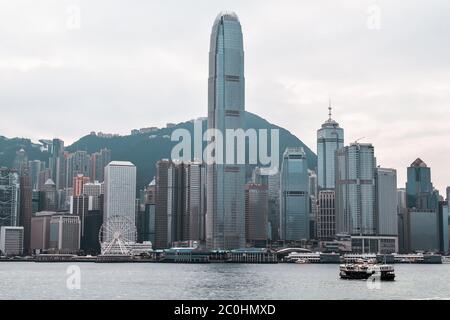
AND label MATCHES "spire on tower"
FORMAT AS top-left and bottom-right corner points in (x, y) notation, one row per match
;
(328, 98), (332, 120)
